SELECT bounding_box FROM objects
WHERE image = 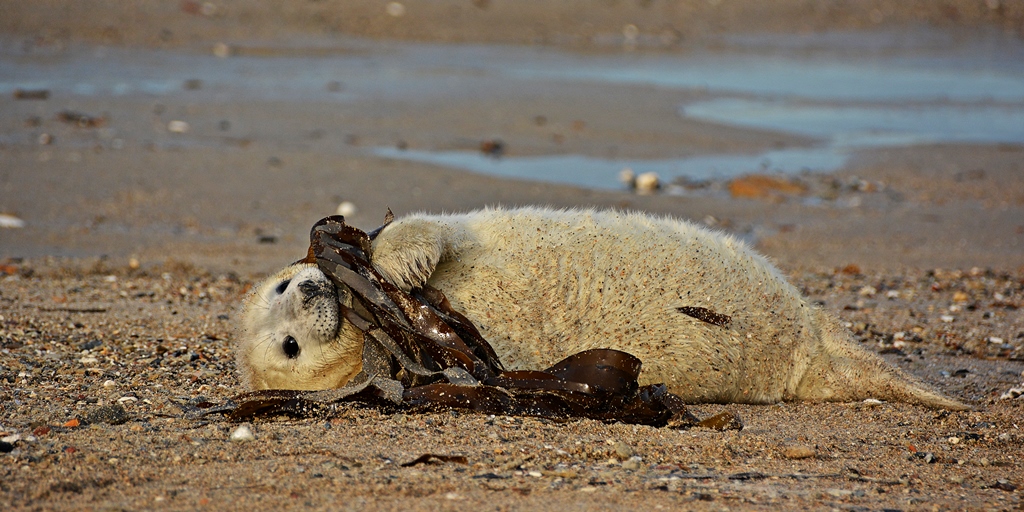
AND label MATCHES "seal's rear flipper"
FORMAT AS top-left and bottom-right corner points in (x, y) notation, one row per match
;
(795, 310), (970, 411)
